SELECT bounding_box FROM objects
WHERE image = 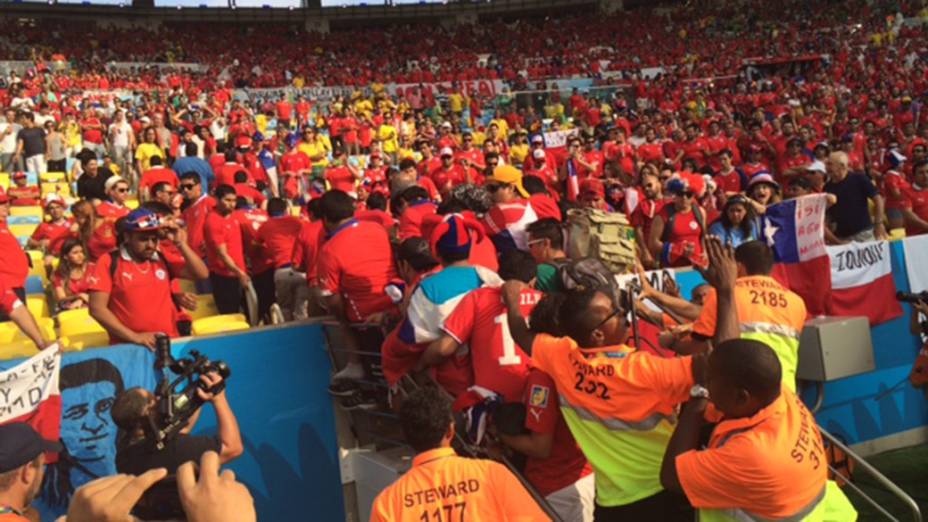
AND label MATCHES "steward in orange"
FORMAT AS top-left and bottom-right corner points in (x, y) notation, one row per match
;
(370, 386), (550, 522)
(686, 240), (806, 391)
(660, 238), (856, 522)
(501, 280), (707, 521)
